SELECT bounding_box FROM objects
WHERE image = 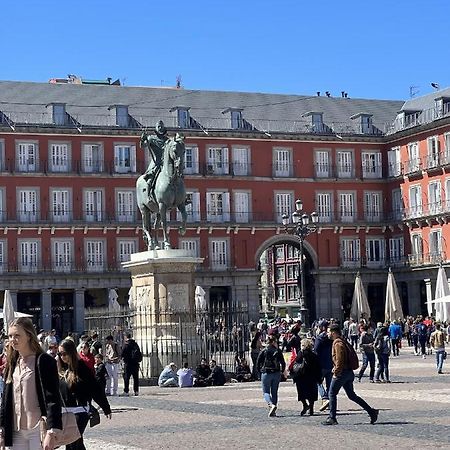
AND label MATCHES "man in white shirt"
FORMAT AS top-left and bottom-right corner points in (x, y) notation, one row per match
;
(177, 362), (194, 387)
